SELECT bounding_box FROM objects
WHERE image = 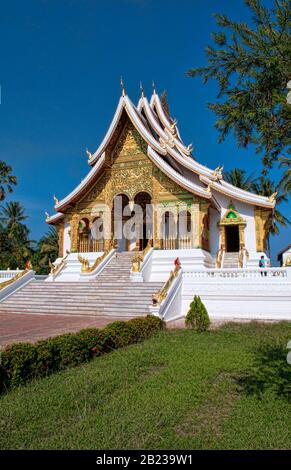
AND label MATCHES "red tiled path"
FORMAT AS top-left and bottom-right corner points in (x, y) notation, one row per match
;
(0, 312), (136, 348)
